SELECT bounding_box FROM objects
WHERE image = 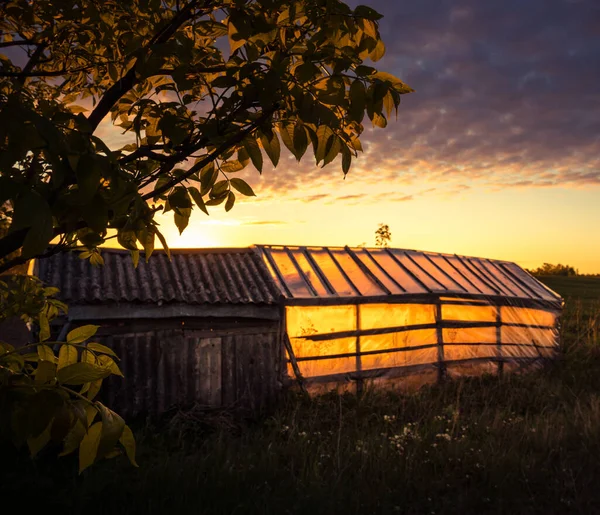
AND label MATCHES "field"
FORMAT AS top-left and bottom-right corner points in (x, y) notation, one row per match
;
(3, 277), (600, 514)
